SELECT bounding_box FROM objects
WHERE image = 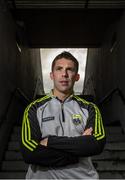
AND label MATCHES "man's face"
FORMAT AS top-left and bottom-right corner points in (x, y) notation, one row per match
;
(50, 58), (80, 94)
